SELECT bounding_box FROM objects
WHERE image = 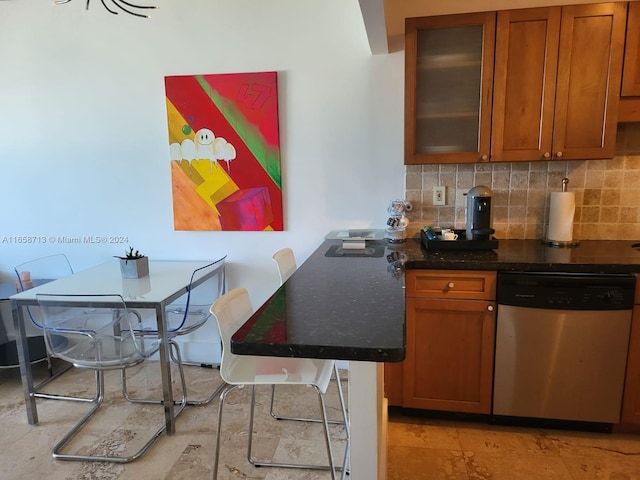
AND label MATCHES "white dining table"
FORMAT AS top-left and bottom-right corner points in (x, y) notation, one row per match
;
(10, 259), (225, 435)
